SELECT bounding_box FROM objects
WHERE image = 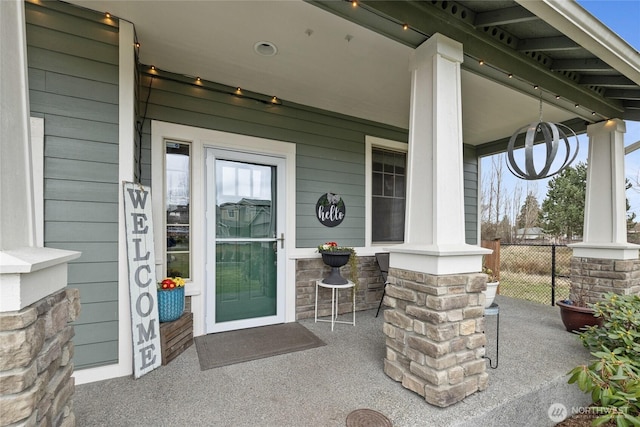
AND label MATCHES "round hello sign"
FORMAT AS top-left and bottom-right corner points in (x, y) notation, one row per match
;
(316, 192), (346, 227)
